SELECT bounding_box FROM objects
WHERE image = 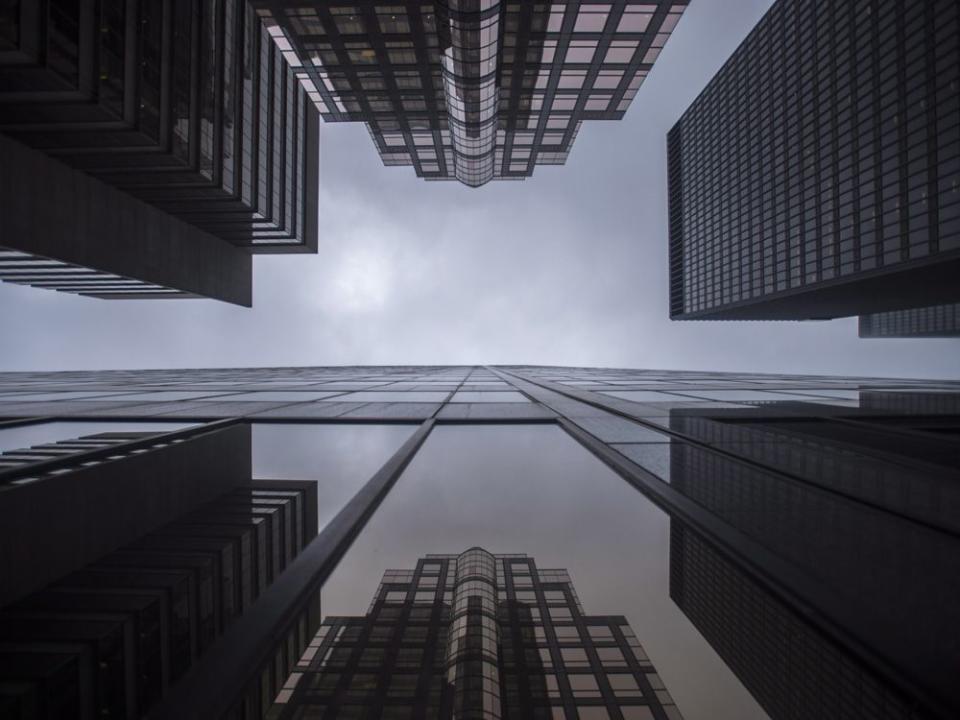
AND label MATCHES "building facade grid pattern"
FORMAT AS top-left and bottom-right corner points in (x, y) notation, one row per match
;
(0, 366), (958, 719)
(668, 0), (960, 319)
(251, 1), (686, 185)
